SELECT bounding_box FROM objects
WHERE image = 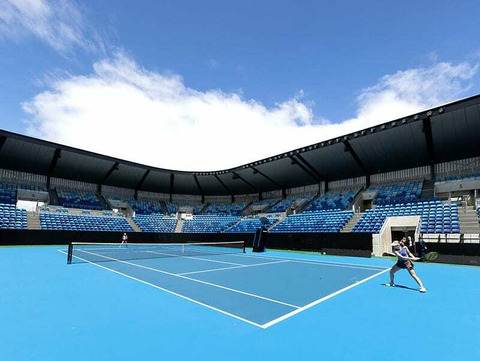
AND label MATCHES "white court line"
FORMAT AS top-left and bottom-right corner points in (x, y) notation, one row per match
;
(57, 250), (265, 328)
(74, 249), (300, 309)
(58, 249), (390, 329)
(229, 252), (387, 271)
(178, 260), (290, 276)
(145, 250), (244, 266)
(260, 268), (390, 329)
